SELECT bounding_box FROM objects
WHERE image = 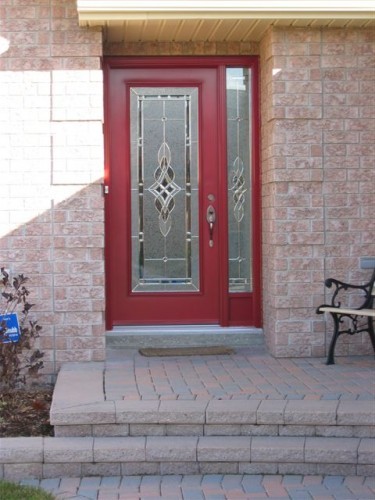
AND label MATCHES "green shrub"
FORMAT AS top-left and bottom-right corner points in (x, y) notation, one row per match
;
(0, 480), (55, 500)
